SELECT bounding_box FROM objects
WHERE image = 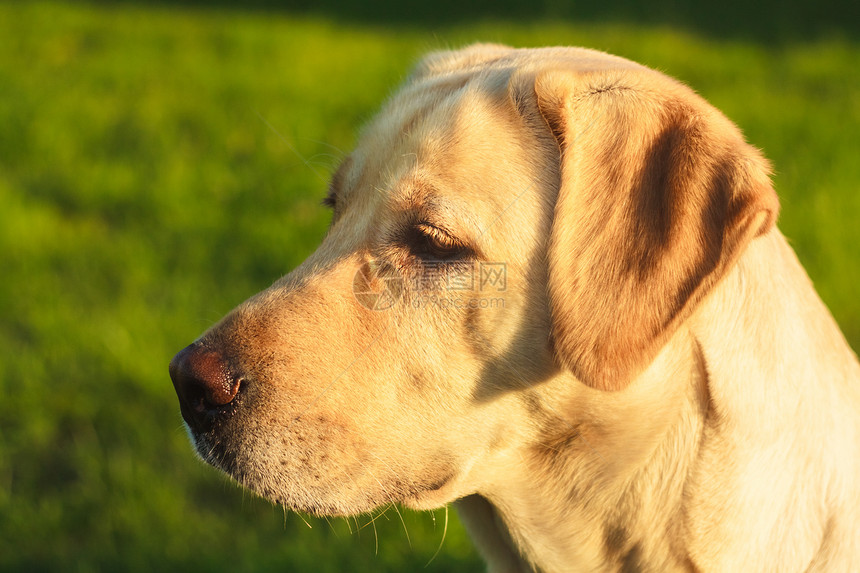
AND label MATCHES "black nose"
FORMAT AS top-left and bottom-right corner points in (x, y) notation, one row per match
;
(169, 343), (243, 432)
